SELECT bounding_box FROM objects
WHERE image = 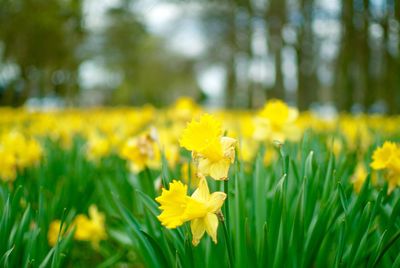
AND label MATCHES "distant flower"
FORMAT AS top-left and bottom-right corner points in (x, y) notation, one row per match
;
(0, 131), (42, 182)
(120, 133), (160, 173)
(85, 133), (111, 162)
(47, 205), (107, 249)
(169, 97), (201, 122)
(351, 163), (369, 193)
(254, 99), (299, 142)
(74, 205), (107, 248)
(371, 142), (400, 193)
(0, 148), (17, 183)
(48, 220), (65, 247)
(370, 142), (398, 170)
